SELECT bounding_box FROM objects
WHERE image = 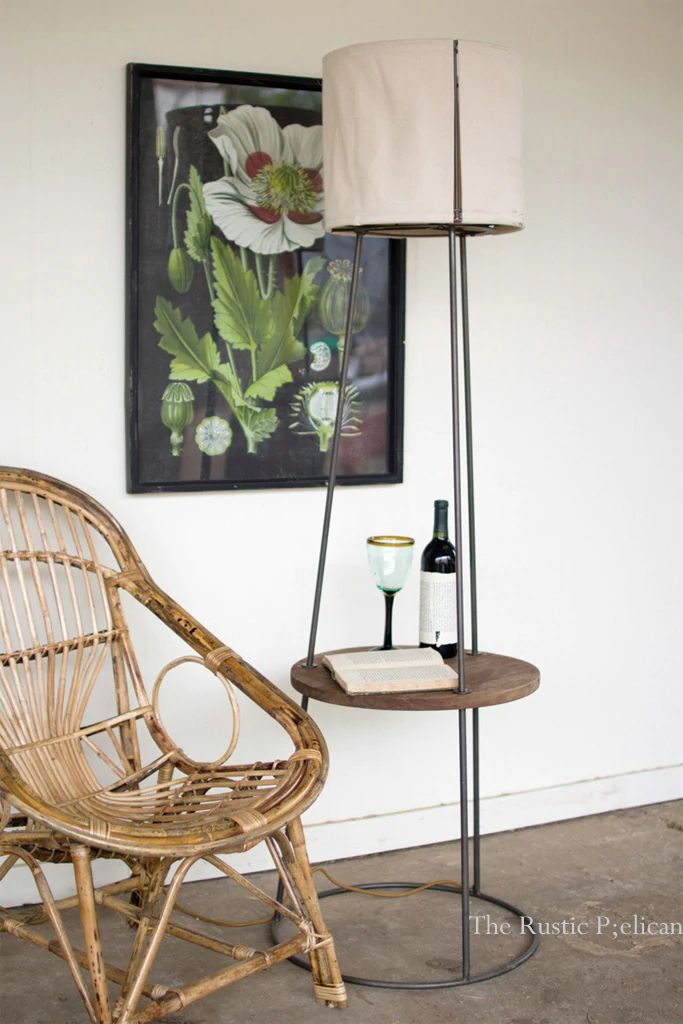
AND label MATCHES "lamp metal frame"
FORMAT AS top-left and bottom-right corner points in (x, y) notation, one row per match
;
(273, 226), (540, 988)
